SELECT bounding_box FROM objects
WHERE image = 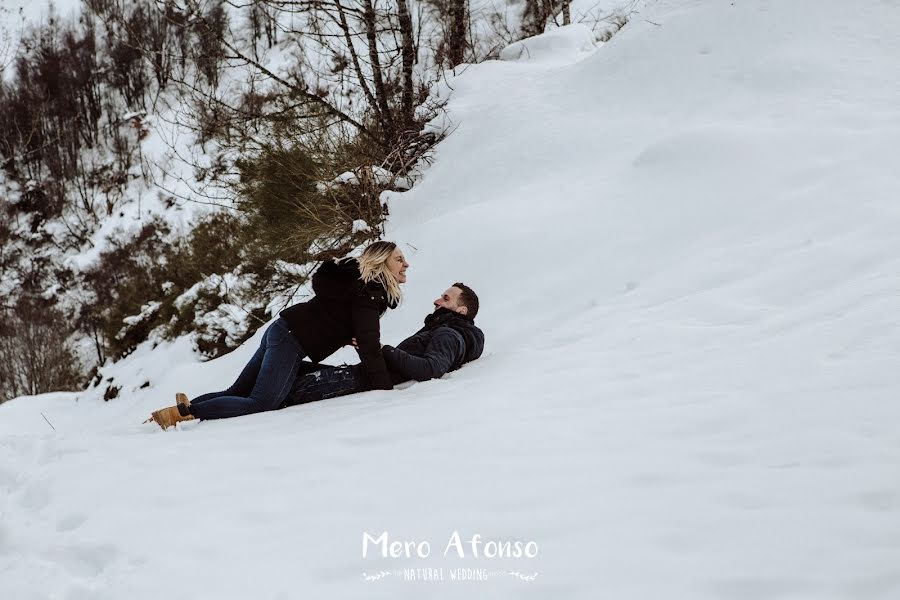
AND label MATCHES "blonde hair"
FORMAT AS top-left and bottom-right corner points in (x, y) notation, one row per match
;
(352, 241), (403, 306)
